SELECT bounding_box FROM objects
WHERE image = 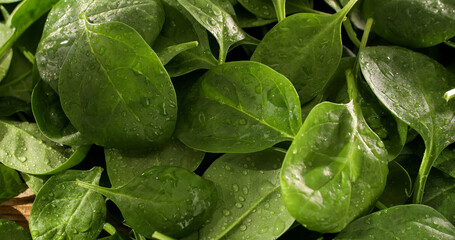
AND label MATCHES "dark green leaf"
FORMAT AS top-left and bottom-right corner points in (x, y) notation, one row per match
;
(200, 148), (294, 240)
(105, 137), (204, 188)
(59, 19), (177, 149)
(0, 23), (13, 83)
(0, 219), (31, 240)
(36, 0), (165, 91)
(0, 96), (30, 117)
(29, 167), (106, 240)
(237, 0), (313, 19)
(360, 46), (455, 203)
(156, 41), (199, 66)
(20, 172), (50, 195)
(335, 205), (455, 239)
(423, 168), (455, 225)
(377, 160), (412, 207)
(434, 145), (455, 178)
(363, 0), (455, 47)
(176, 61), (301, 153)
(0, 120), (91, 175)
(0, 163), (25, 203)
(0, 48), (33, 103)
(77, 166), (218, 239)
(251, 0), (357, 104)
